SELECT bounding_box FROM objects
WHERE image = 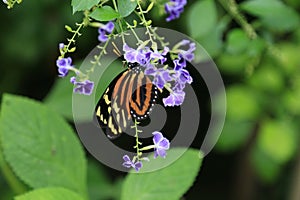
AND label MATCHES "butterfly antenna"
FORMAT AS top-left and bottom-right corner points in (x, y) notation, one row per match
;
(112, 42), (122, 57)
